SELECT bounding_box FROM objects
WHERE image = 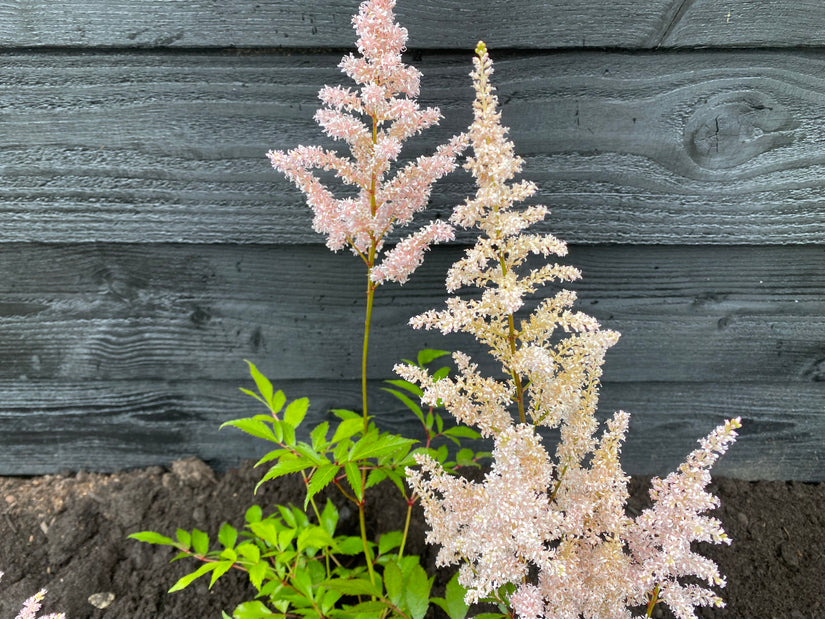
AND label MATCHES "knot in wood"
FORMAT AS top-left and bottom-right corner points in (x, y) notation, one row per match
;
(684, 91), (796, 170)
